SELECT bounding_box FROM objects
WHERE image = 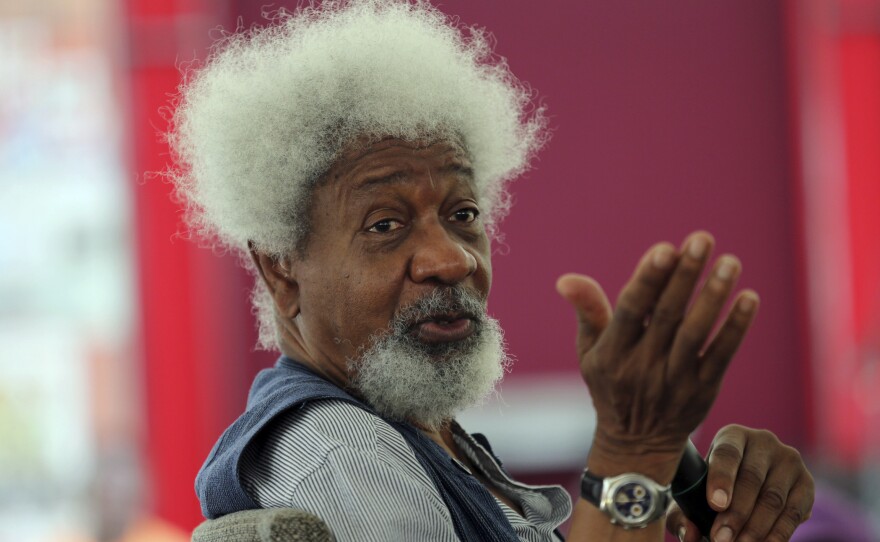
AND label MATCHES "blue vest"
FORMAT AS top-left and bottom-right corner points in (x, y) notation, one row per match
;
(196, 356), (521, 541)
